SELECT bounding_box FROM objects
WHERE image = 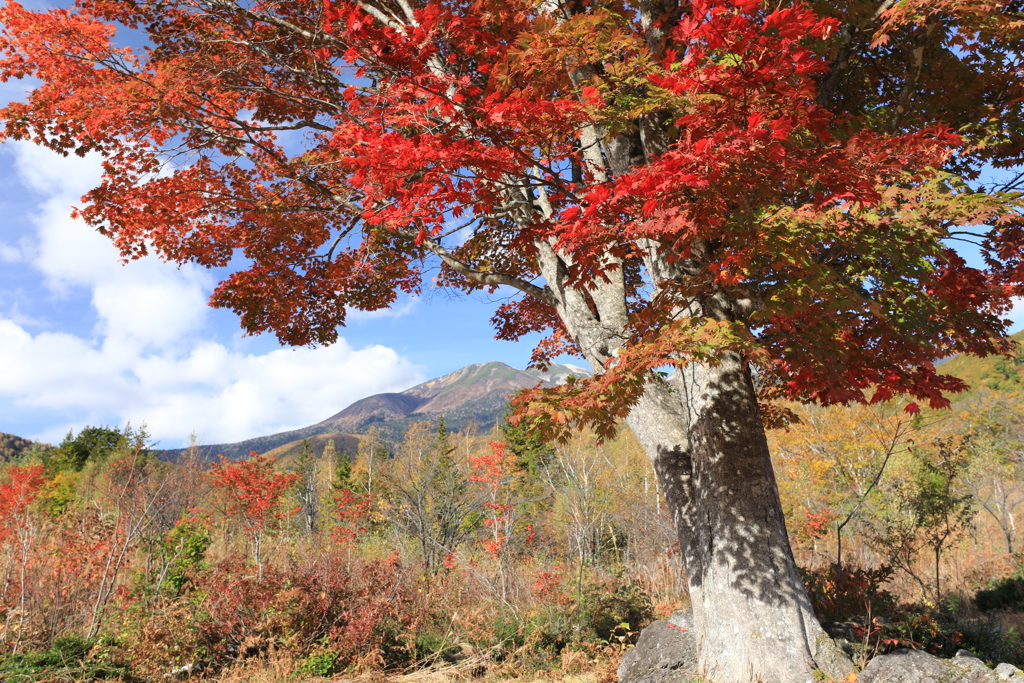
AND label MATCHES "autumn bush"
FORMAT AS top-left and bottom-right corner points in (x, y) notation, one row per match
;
(801, 564), (898, 624)
(976, 575), (1024, 613)
(187, 552), (418, 671)
(800, 562), (1024, 668)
